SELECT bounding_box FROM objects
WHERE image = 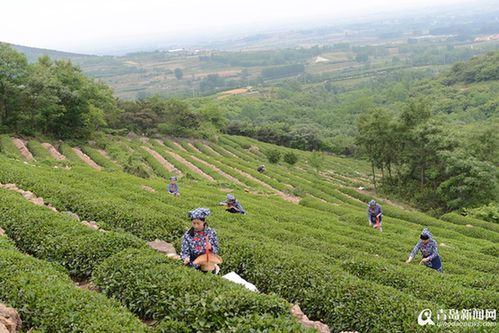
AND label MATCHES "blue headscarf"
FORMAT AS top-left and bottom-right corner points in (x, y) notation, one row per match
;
(188, 207), (211, 220)
(170, 176), (177, 181)
(420, 228), (432, 240)
(227, 194), (236, 201)
(369, 200), (376, 206)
